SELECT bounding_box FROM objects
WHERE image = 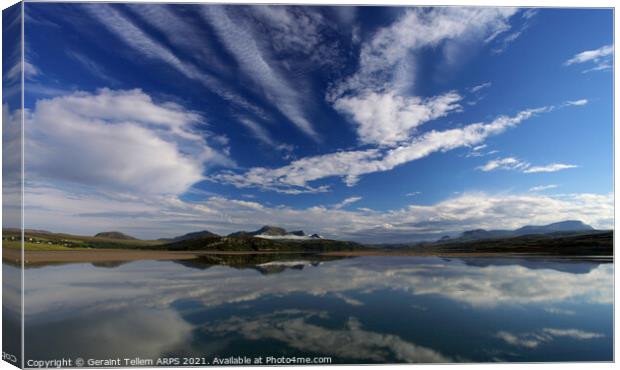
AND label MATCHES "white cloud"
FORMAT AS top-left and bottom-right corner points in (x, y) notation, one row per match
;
(25, 89), (230, 195)
(465, 144), (494, 158)
(565, 44), (613, 65)
(4, 61), (40, 82)
(325, 7), (519, 149)
(249, 6), (343, 68)
(2, 104), (23, 229)
(126, 3), (229, 76)
(478, 157), (577, 174)
(544, 307), (576, 315)
(496, 328), (604, 349)
(529, 184), (559, 192)
(331, 7), (517, 99)
(237, 117), (275, 146)
(406, 191), (421, 197)
(334, 90), (462, 146)
(2, 104), (22, 178)
(24, 176), (613, 241)
(66, 50), (117, 84)
(201, 6), (319, 140)
(582, 62), (612, 73)
(470, 82), (492, 93)
(491, 9), (538, 54)
(522, 8), (539, 19)
(524, 163), (578, 173)
(565, 45), (613, 73)
(542, 328), (605, 340)
(84, 4), (268, 121)
(565, 99), (588, 106)
(215, 107), (548, 193)
(495, 331), (542, 348)
(333, 196), (363, 210)
(84, 5), (206, 87)
(477, 157), (529, 172)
